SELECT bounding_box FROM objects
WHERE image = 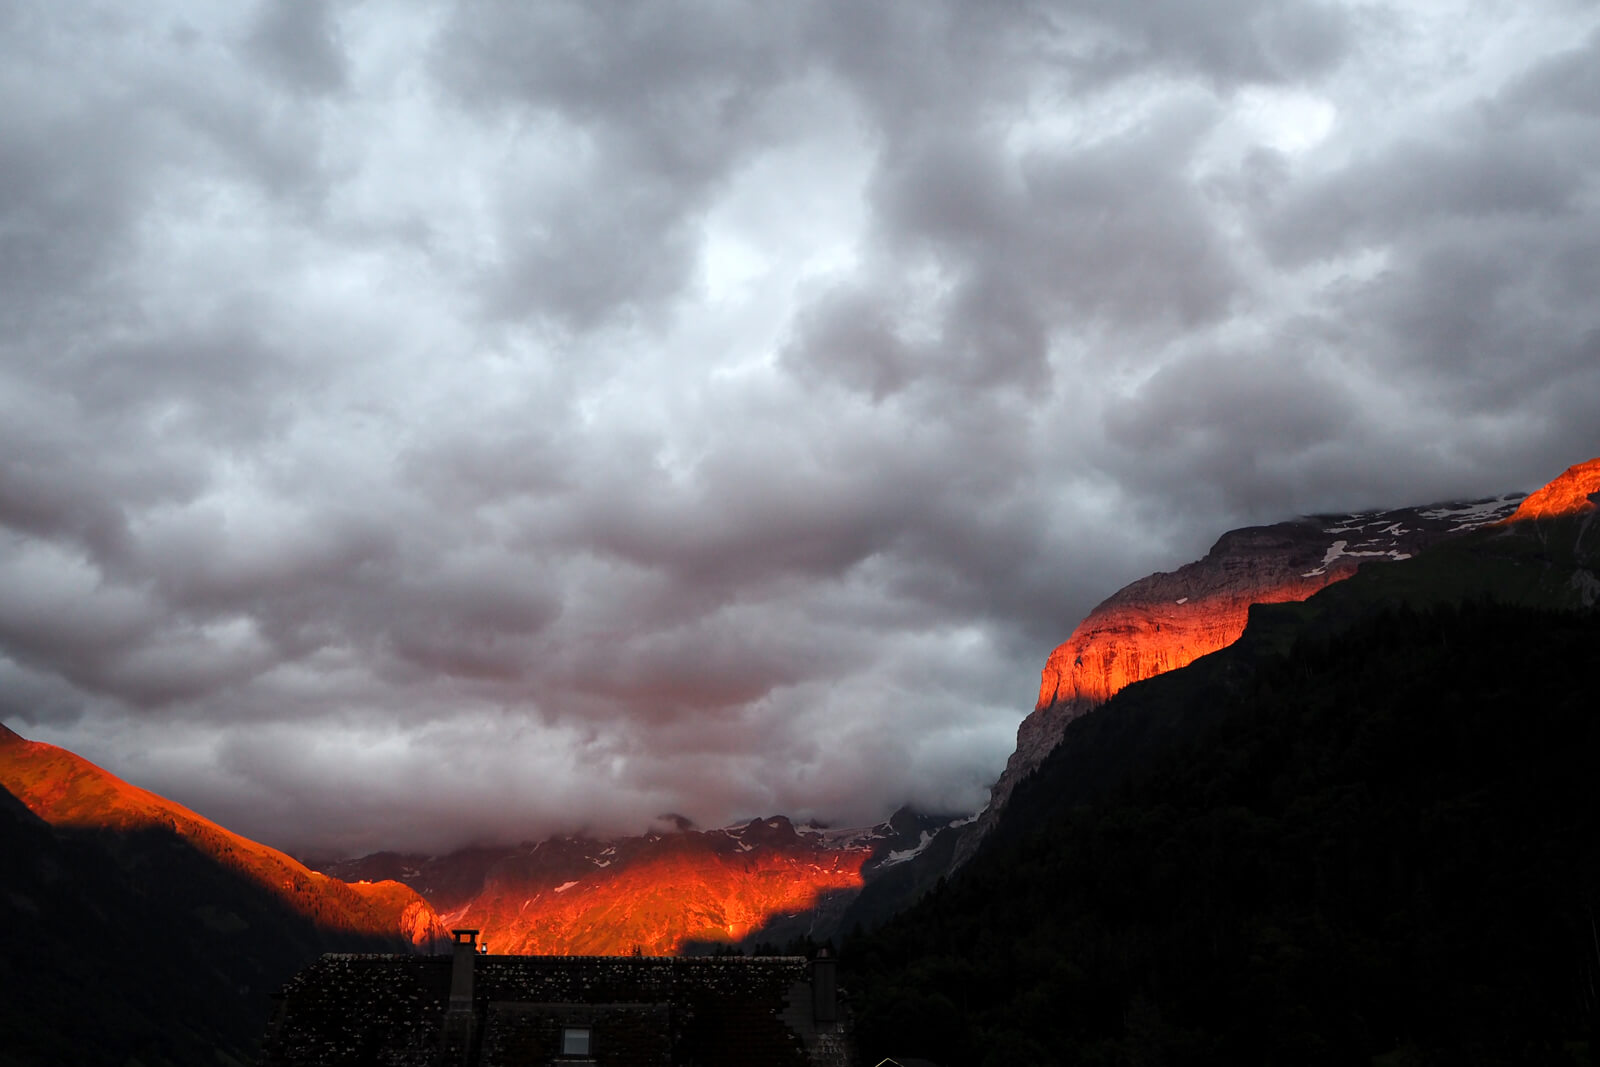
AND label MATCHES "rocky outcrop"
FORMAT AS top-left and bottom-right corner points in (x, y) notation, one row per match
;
(1033, 524), (1363, 711)
(1502, 457), (1600, 523)
(1496, 457), (1600, 607)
